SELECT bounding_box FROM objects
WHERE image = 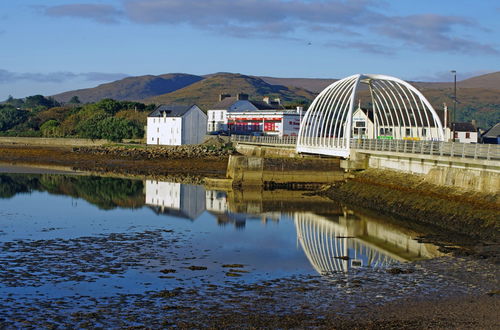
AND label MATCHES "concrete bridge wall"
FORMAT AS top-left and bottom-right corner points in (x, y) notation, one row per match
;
(351, 150), (500, 193)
